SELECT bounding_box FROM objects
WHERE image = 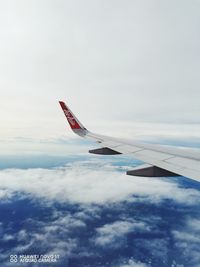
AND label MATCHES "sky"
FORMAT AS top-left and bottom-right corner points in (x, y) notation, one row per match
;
(0, 0), (200, 155)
